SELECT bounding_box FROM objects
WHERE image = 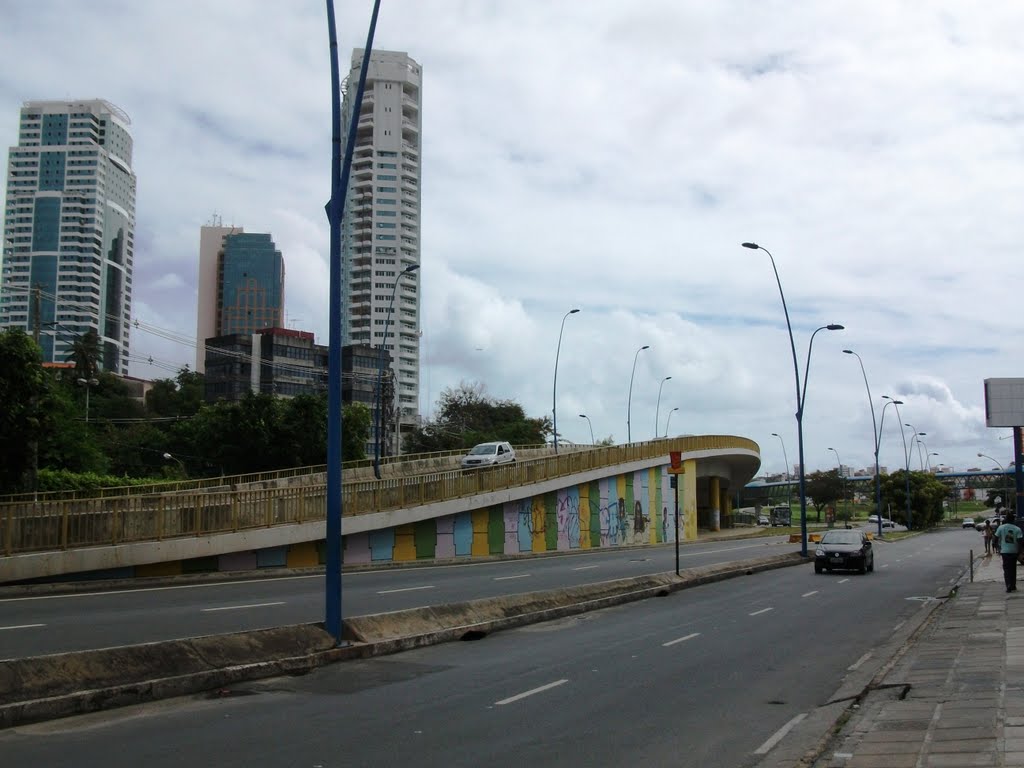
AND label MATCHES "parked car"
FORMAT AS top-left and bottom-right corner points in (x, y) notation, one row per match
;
(460, 441), (517, 469)
(962, 518), (976, 529)
(757, 515), (770, 526)
(868, 514), (896, 529)
(814, 529), (874, 574)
